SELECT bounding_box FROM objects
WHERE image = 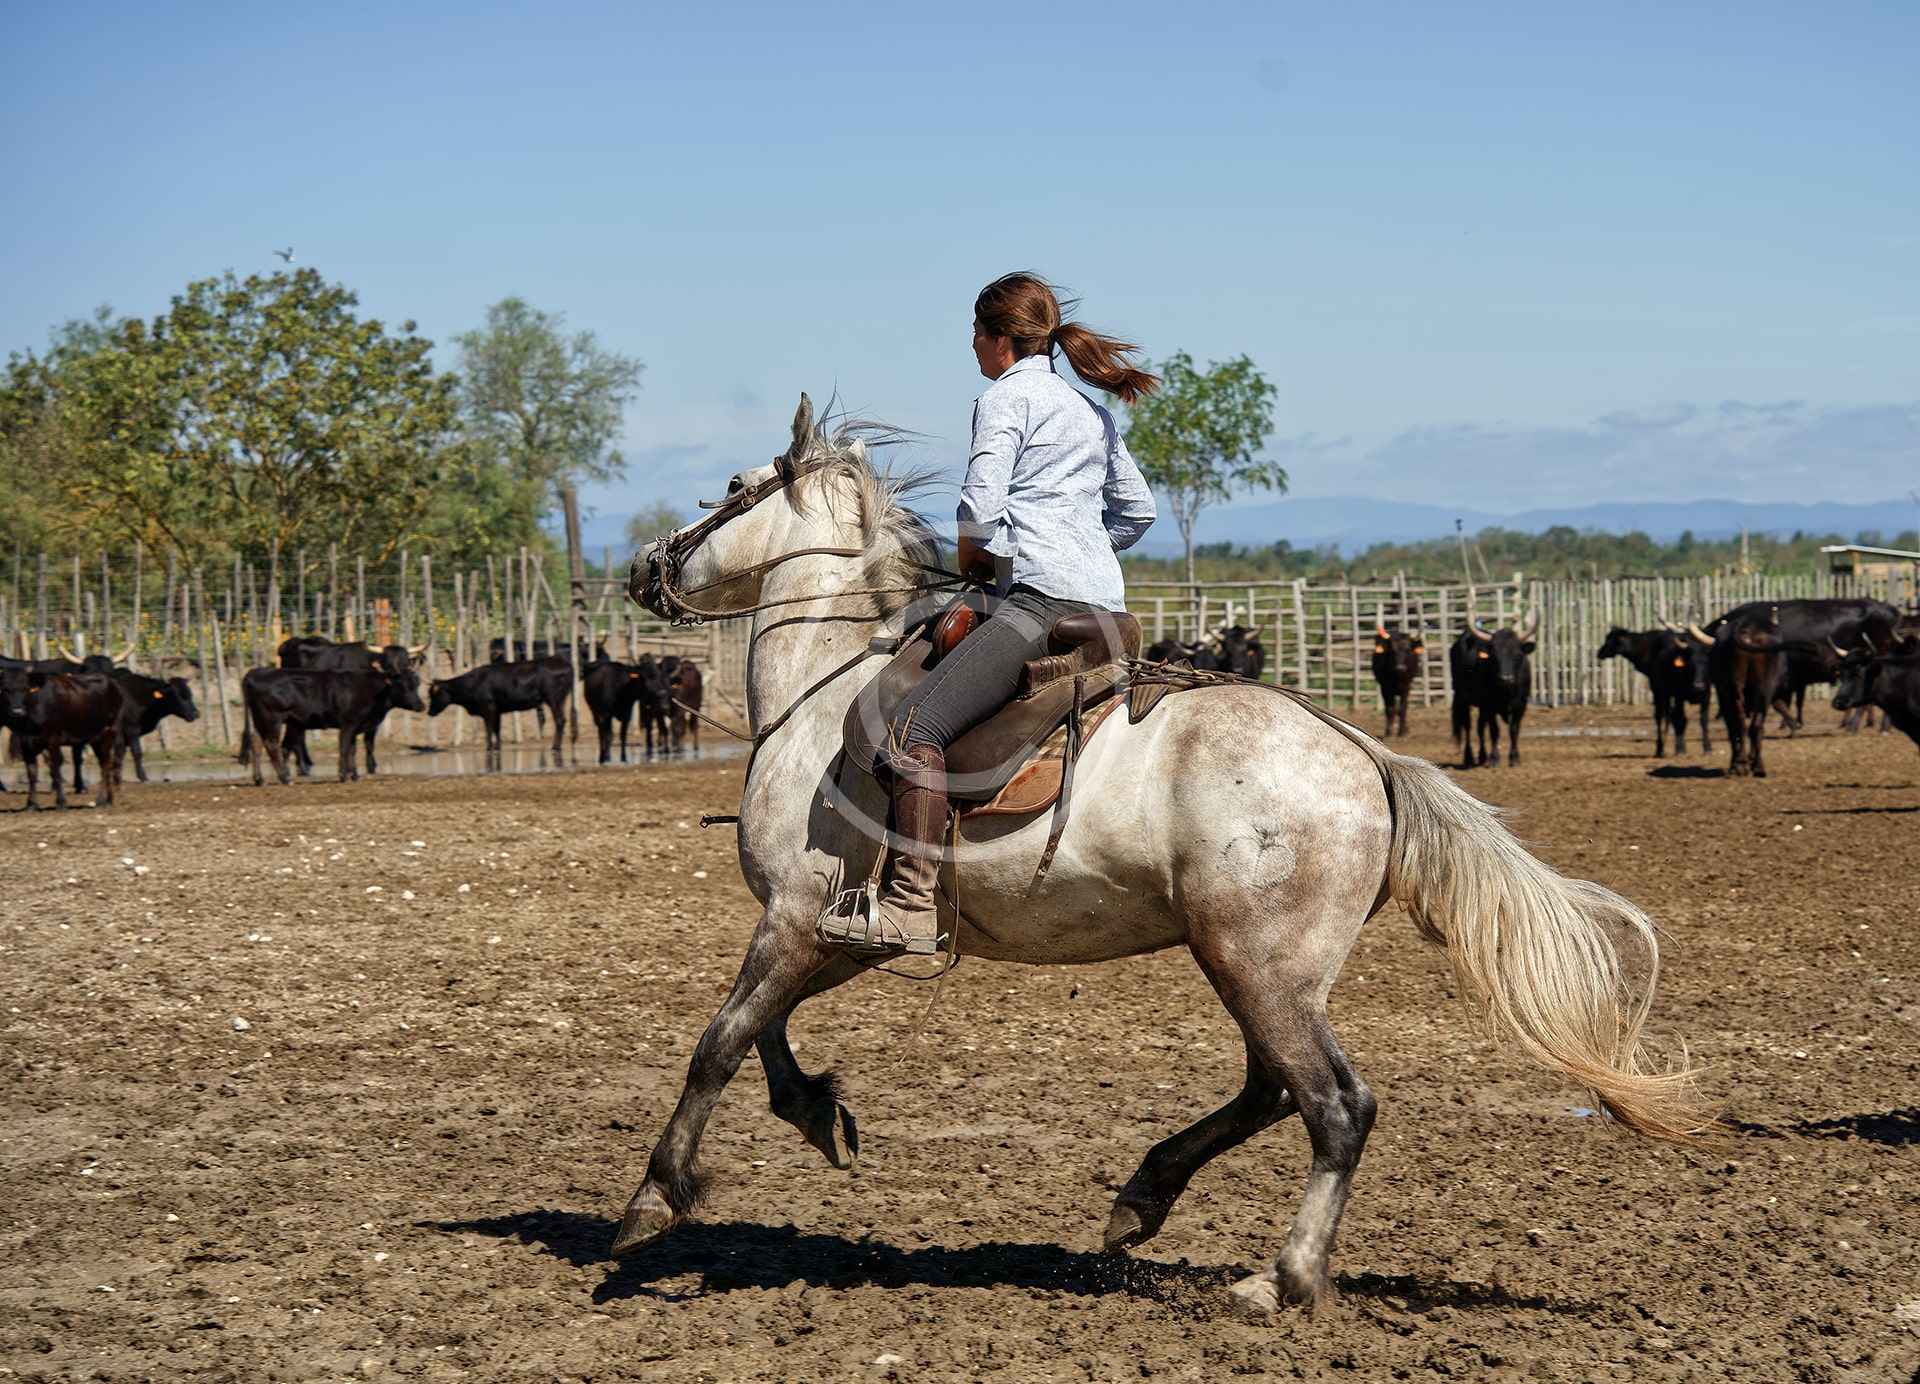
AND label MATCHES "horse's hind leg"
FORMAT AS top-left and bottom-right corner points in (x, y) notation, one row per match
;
(1224, 1002), (1375, 1317)
(612, 912), (831, 1256)
(1104, 1047), (1295, 1251)
(757, 954), (864, 1169)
